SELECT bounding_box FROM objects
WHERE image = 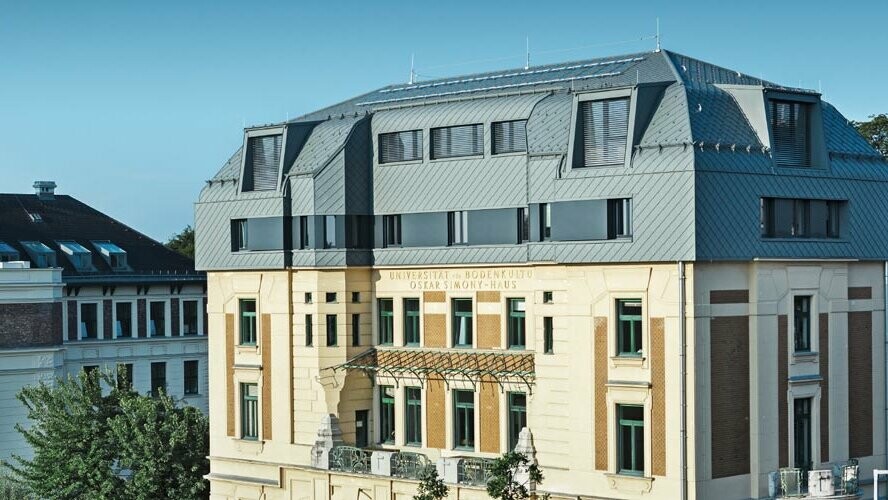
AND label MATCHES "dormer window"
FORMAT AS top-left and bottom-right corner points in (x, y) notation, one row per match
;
(431, 124), (483, 159)
(28, 212), (43, 223)
(92, 241), (129, 271)
(770, 100), (810, 167)
(379, 130), (422, 164)
(20, 241), (57, 268)
(57, 241), (95, 271)
(243, 134), (282, 191)
(0, 241), (19, 262)
(575, 97), (630, 167)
